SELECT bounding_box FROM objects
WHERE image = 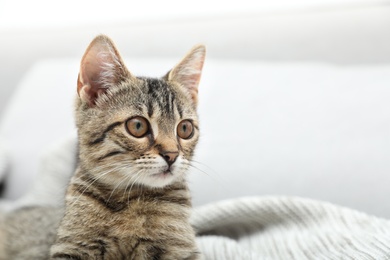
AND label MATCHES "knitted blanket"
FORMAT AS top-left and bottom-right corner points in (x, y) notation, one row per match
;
(192, 197), (390, 259)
